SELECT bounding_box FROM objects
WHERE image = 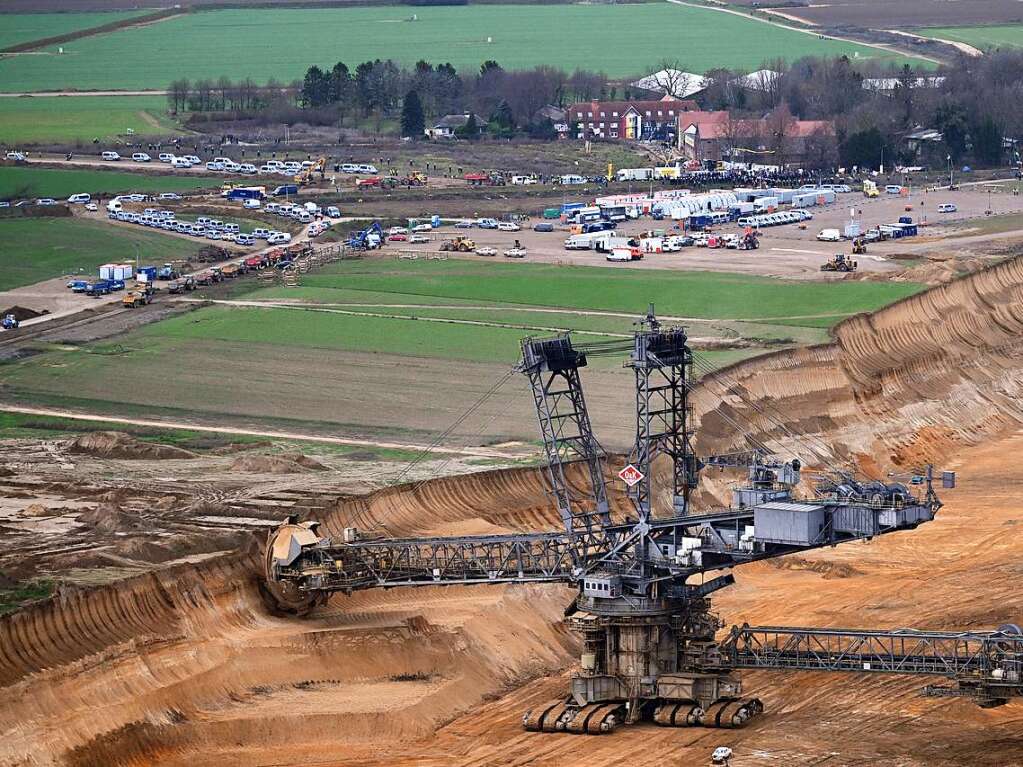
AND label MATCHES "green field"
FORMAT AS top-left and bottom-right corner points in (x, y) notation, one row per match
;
(0, 4), (924, 92)
(0, 11), (145, 51)
(0, 95), (181, 144)
(0, 166), (227, 199)
(0, 217), (202, 290)
(0, 259), (922, 445)
(924, 24), (1023, 51)
(278, 259), (922, 323)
